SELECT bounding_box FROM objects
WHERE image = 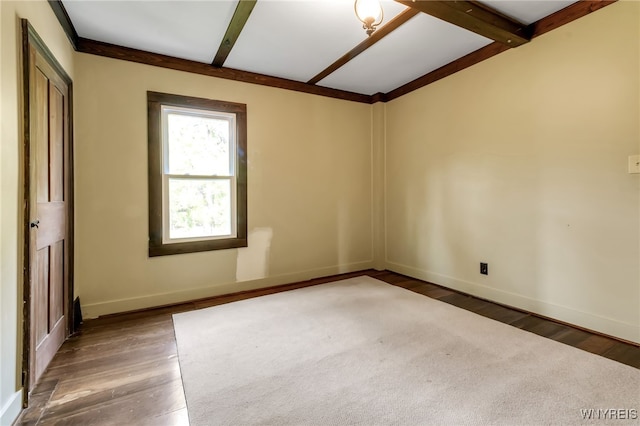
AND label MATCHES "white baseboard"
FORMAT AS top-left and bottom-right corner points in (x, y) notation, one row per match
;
(82, 261), (375, 319)
(386, 261), (640, 344)
(0, 390), (22, 426)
